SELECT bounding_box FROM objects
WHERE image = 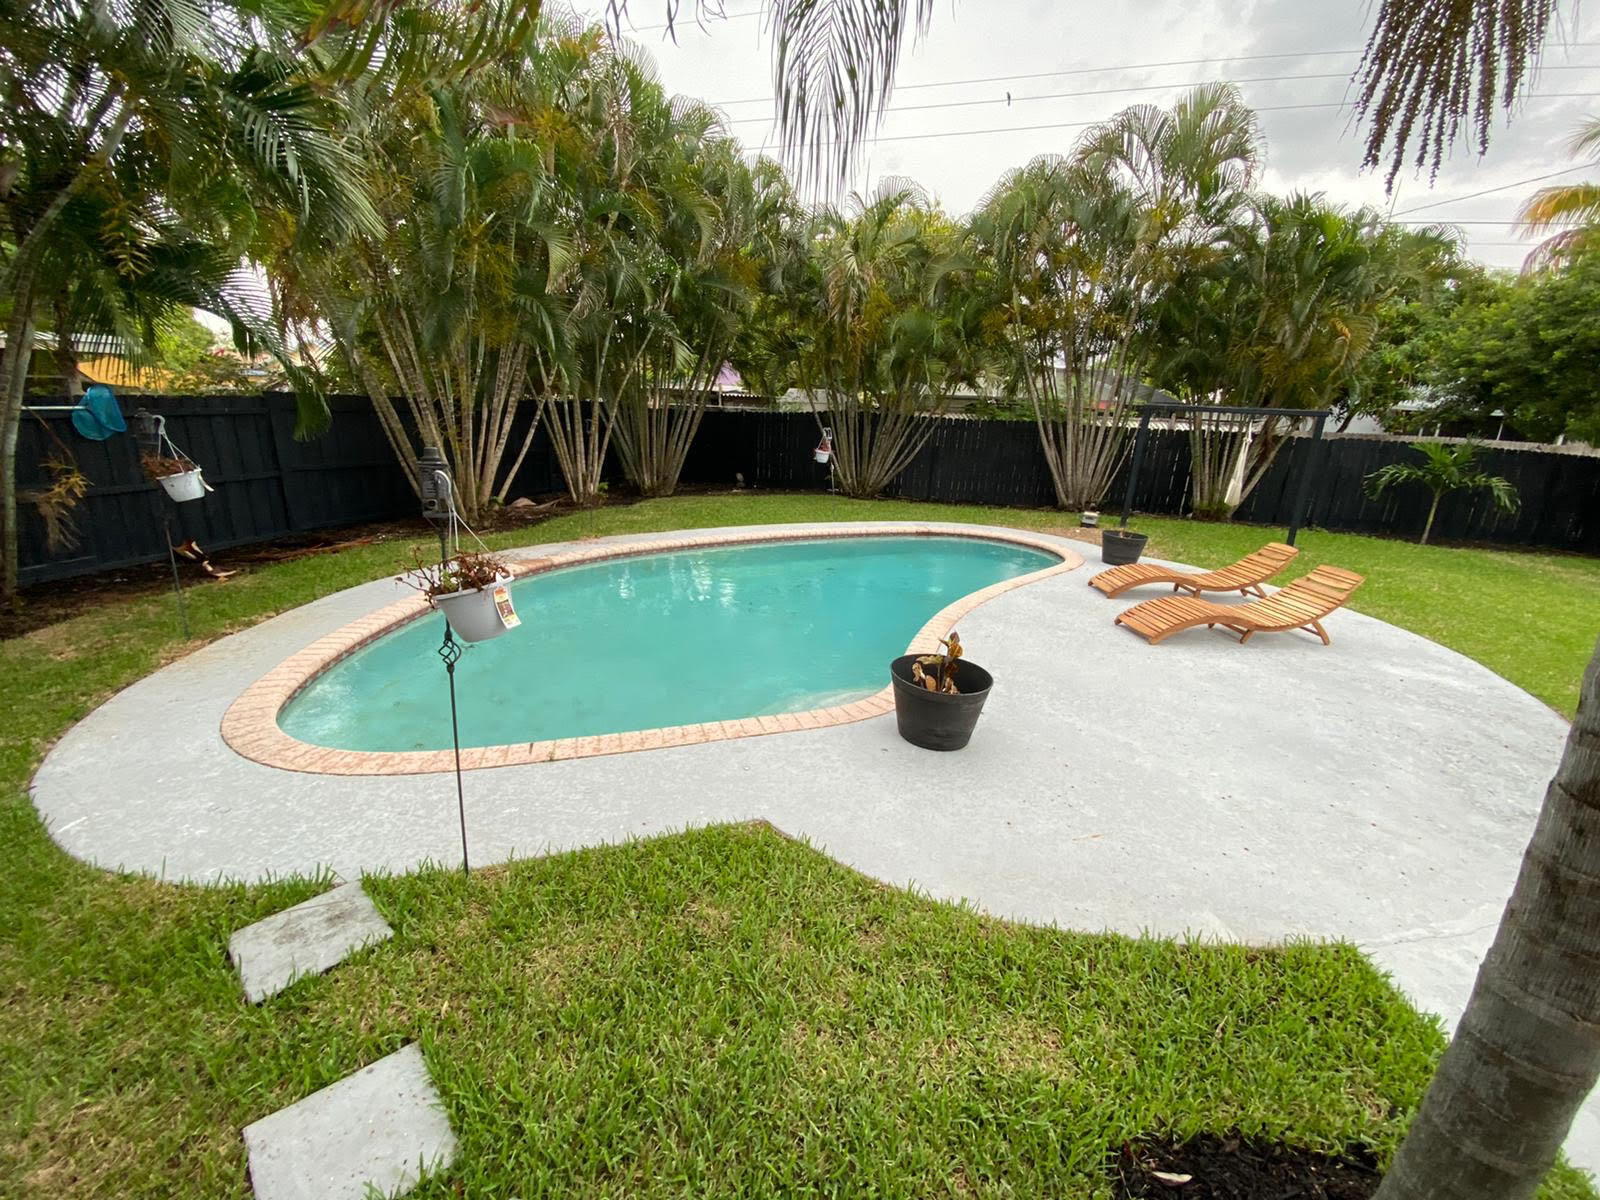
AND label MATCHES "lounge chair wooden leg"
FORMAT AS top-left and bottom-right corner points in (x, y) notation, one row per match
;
(1238, 628), (1254, 643)
(1310, 620), (1330, 645)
